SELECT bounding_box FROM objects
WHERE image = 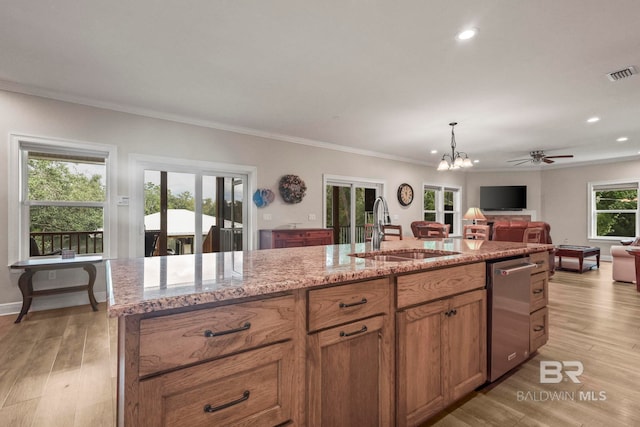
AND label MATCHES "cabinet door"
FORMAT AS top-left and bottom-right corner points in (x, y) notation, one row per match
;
(396, 300), (447, 427)
(307, 315), (392, 427)
(444, 289), (487, 403)
(138, 341), (295, 427)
